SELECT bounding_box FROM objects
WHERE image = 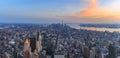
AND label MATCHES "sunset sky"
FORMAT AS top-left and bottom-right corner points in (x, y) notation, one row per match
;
(0, 0), (120, 23)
